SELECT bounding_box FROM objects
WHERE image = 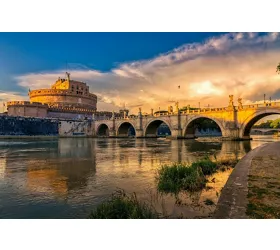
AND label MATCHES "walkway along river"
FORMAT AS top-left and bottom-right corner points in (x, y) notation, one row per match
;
(0, 135), (279, 218)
